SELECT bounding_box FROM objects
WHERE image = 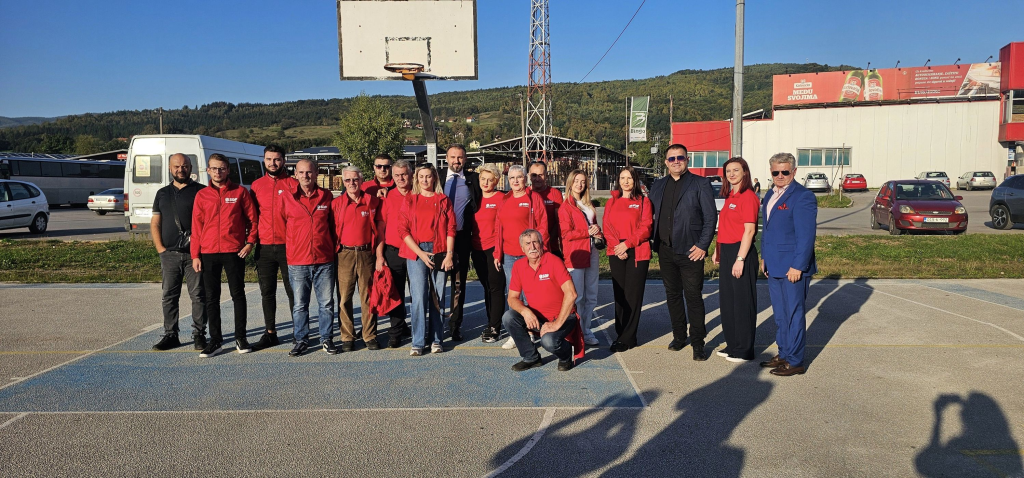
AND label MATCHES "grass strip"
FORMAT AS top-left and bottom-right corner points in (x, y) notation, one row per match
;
(1, 234), (1022, 283)
(817, 194), (854, 208)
